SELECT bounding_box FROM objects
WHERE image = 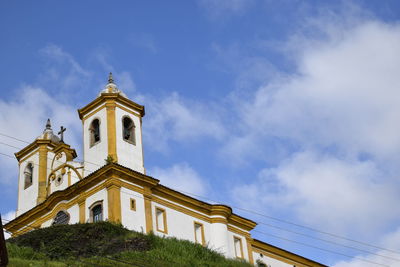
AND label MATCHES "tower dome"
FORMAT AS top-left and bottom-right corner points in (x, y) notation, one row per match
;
(98, 72), (127, 97)
(36, 118), (60, 143)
